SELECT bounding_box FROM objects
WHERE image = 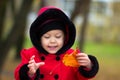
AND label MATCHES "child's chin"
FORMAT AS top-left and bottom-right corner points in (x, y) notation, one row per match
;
(48, 50), (57, 54)
(49, 52), (56, 54)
